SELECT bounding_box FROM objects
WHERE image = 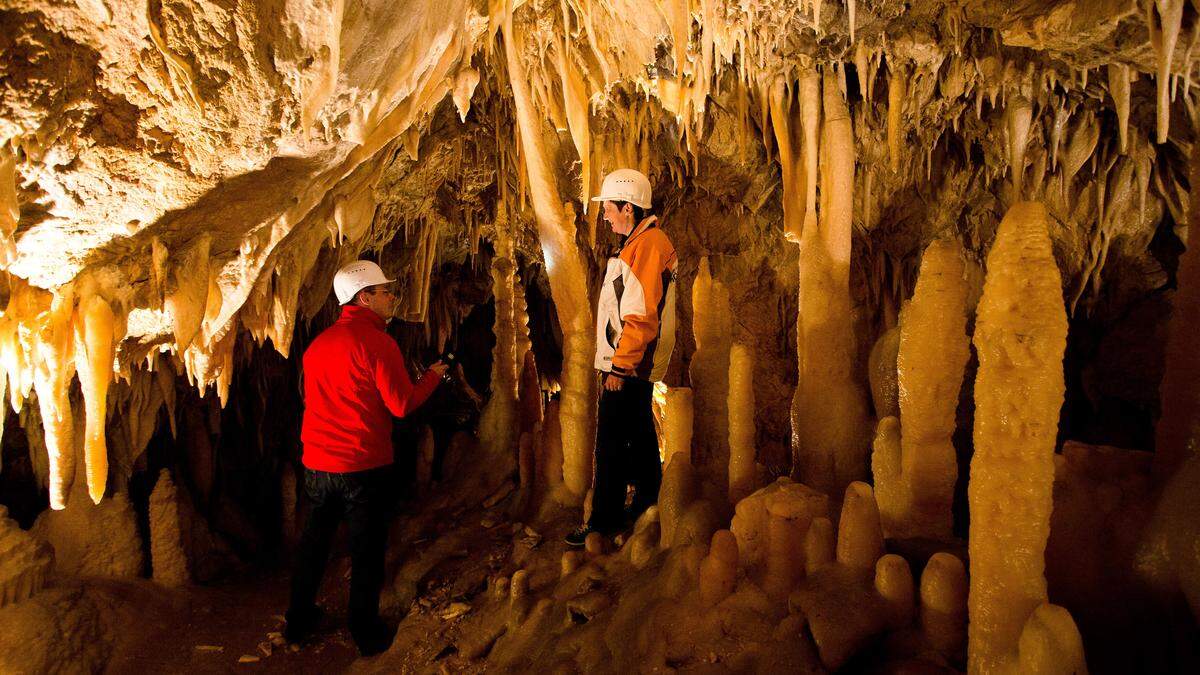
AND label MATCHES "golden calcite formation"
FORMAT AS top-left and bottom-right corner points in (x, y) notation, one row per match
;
(501, 6), (595, 502)
(479, 231), (519, 458)
(148, 469), (188, 587)
(967, 202), (1083, 674)
(74, 290), (121, 505)
(727, 342), (757, 503)
(690, 257), (731, 482)
(921, 552), (968, 661)
(792, 70), (870, 496)
(33, 287), (77, 511)
(873, 239), (970, 539)
(0, 506), (53, 608)
(661, 386), (694, 468)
